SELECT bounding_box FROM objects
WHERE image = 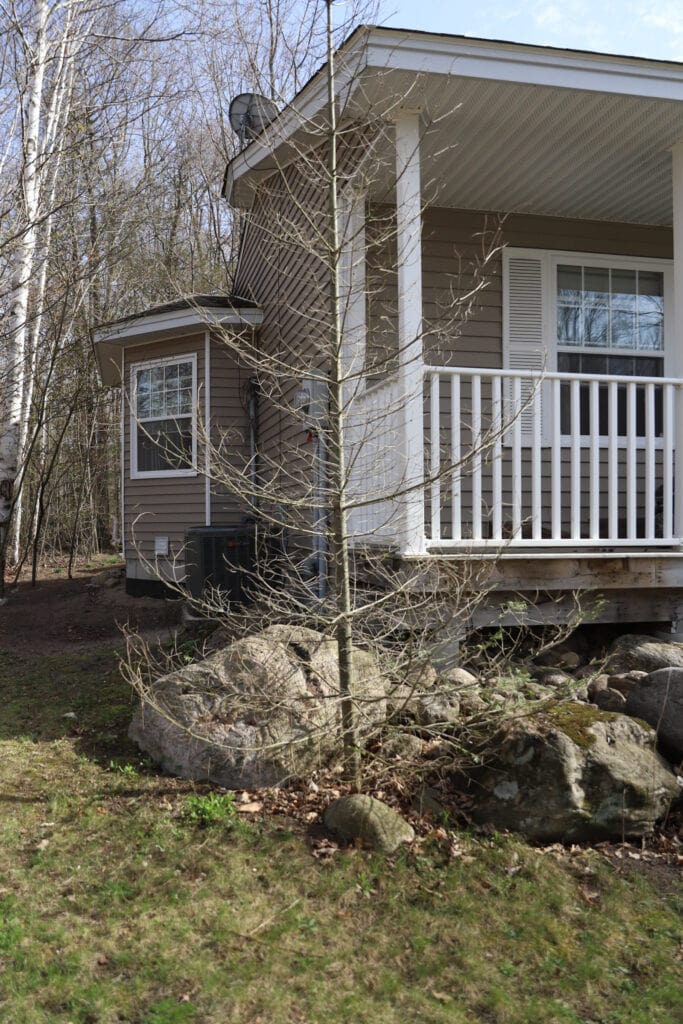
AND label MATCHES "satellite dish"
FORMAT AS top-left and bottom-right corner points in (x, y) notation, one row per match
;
(229, 93), (279, 147)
